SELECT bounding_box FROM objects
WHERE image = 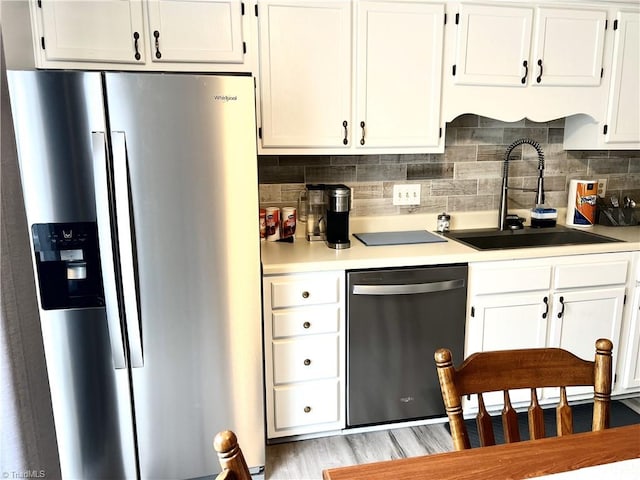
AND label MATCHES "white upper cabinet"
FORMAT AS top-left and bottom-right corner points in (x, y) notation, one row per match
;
(453, 4), (606, 87)
(257, 1), (352, 149)
(355, 1), (444, 149)
(257, 0), (446, 154)
(454, 3), (533, 86)
(6, 0), (254, 71)
(444, 2), (612, 123)
(531, 7), (607, 87)
(39, 0), (146, 64)
(604, 10), (640, 144)
(146, 0), (245, 64)
(563, 8), (640, 150)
